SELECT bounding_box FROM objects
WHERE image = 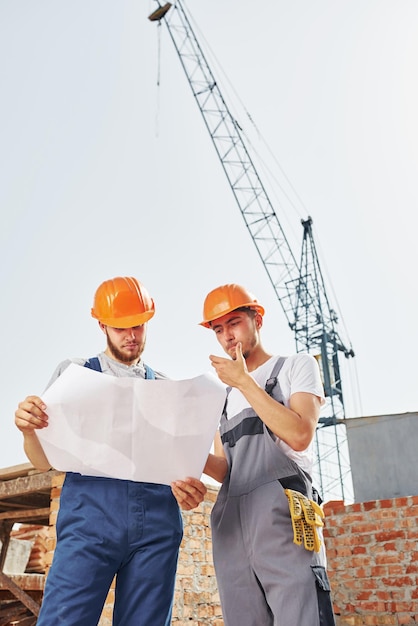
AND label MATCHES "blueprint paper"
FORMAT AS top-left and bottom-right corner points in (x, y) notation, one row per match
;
(37, 363), (225, 484)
